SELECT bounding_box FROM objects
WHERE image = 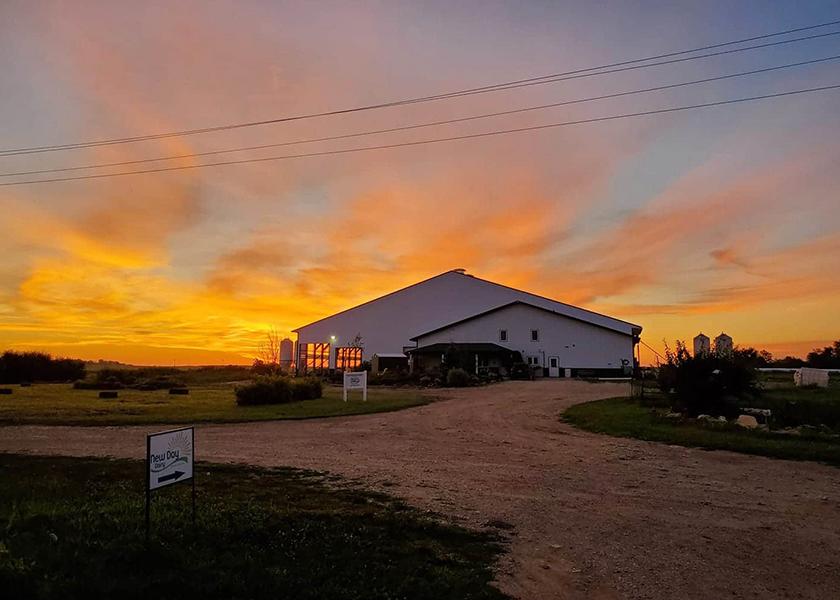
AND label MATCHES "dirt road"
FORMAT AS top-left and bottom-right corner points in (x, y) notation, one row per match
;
(2, 380), (839, 599)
